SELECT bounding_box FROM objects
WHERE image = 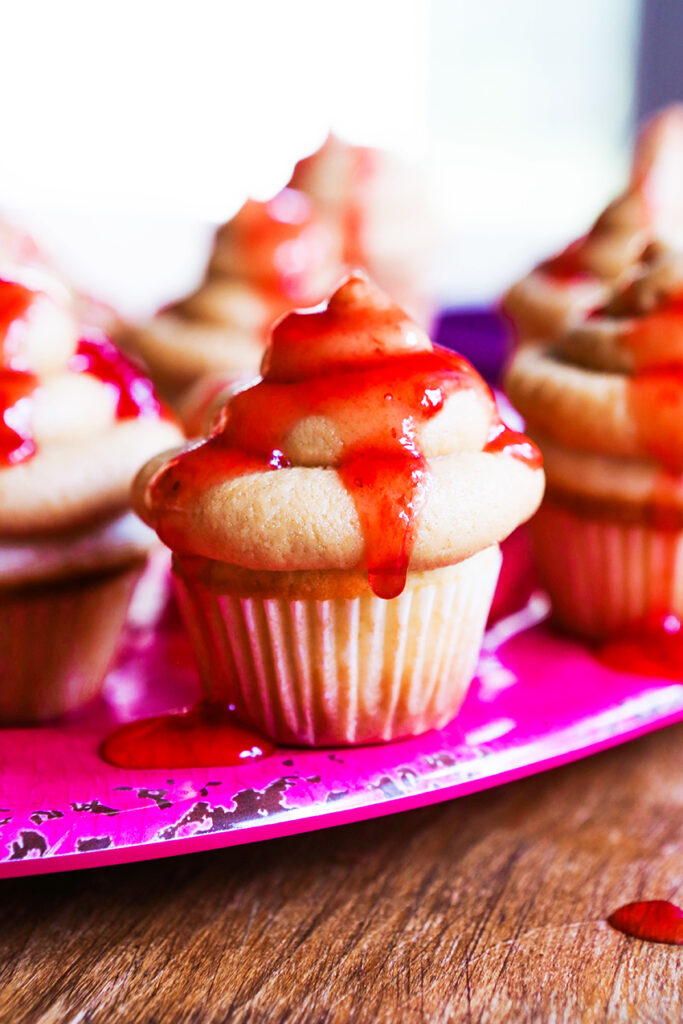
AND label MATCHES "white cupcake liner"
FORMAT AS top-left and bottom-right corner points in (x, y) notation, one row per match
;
(532, 501), (683, 637)
(173, 545), (501, 746)
(0, 565), (141, 723)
